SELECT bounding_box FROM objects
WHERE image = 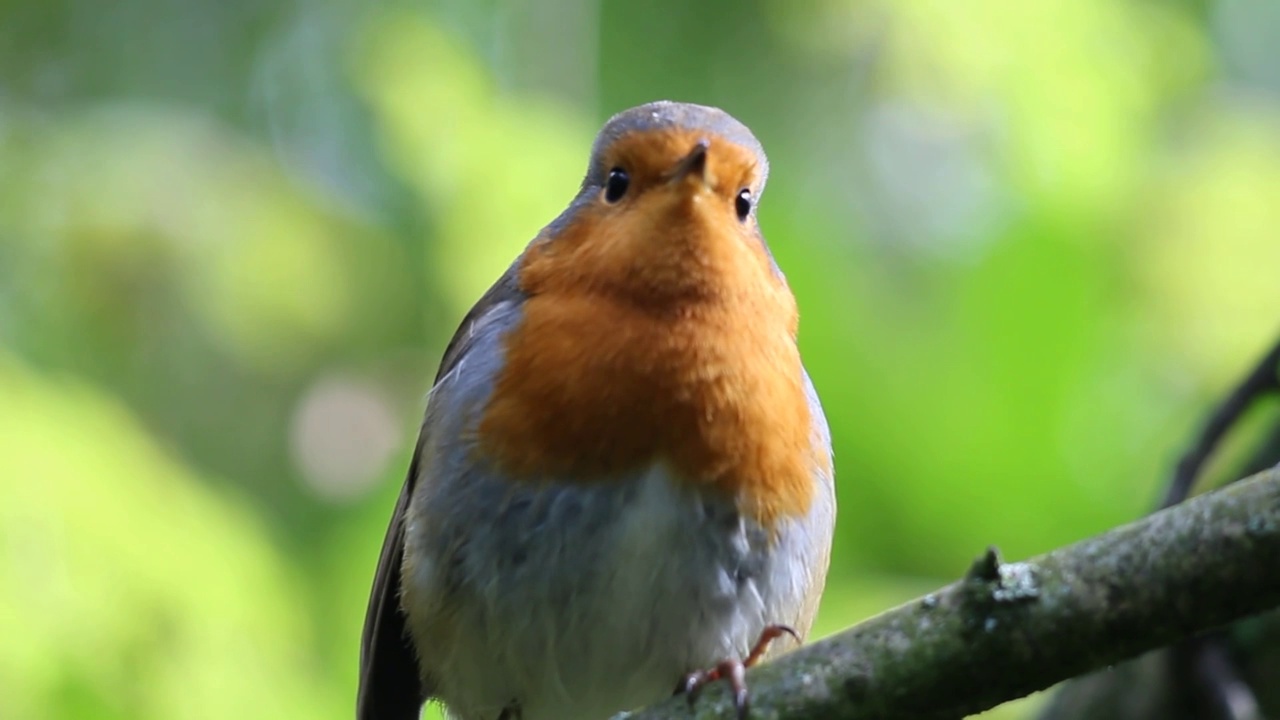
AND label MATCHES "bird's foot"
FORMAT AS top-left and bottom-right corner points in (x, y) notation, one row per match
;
(675, 624), (800, 719)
